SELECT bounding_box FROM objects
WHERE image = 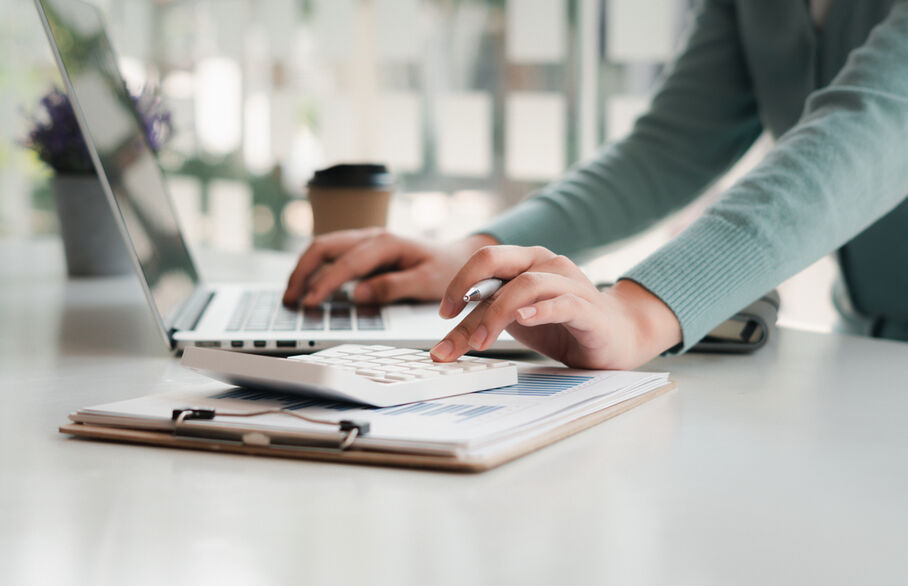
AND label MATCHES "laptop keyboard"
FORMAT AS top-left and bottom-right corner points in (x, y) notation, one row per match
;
(225, 291), (385, 332)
